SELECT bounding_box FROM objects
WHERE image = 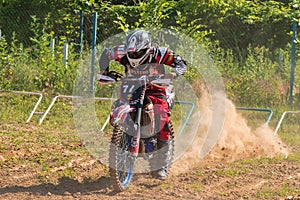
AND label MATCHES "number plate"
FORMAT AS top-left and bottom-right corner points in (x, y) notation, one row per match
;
(120, 80), (145, 102)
